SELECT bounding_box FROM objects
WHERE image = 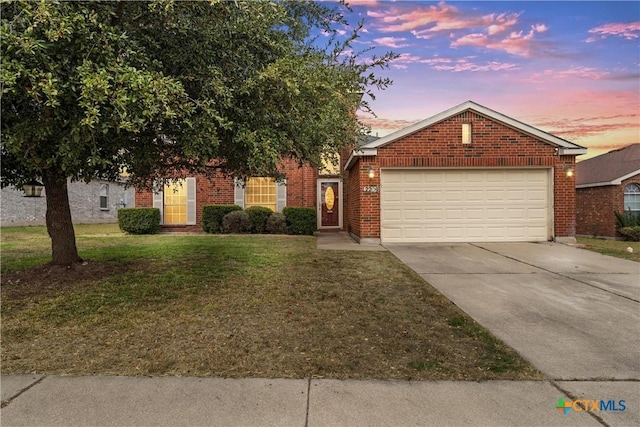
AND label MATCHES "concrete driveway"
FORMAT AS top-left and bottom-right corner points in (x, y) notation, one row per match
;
(386, 242), (640, 382)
